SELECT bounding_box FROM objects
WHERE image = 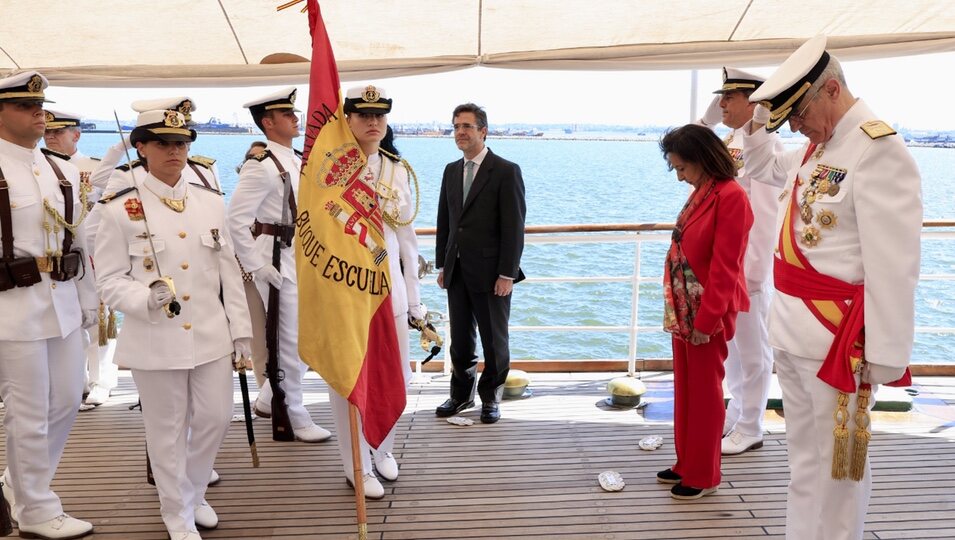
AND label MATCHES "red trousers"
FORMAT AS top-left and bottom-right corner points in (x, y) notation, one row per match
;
(671, 333), (729, 489)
